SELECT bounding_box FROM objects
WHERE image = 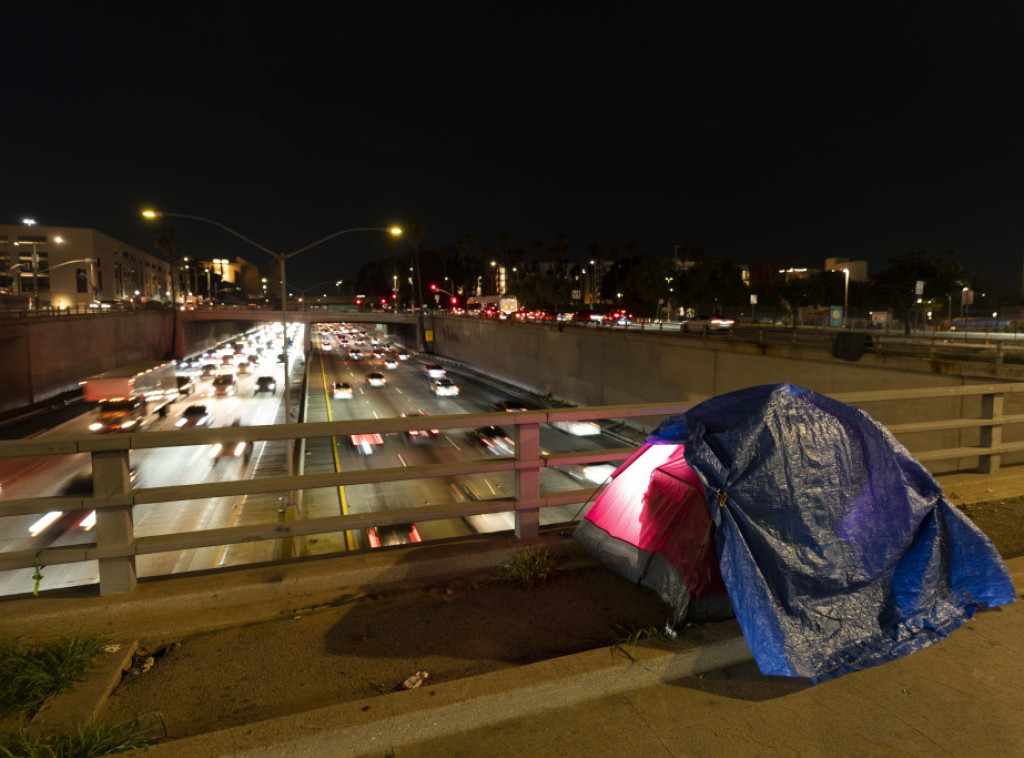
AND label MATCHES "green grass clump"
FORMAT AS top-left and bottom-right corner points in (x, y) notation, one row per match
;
(497, 548), (560, 587)
(0, 634), (109, 720)
(0, 722), (158, 757)
(610, 622), (675, 662)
